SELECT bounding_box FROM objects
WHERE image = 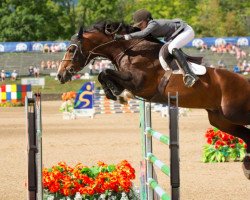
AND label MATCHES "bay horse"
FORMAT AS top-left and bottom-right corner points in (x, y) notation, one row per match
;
(57, 21), (250, 179)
